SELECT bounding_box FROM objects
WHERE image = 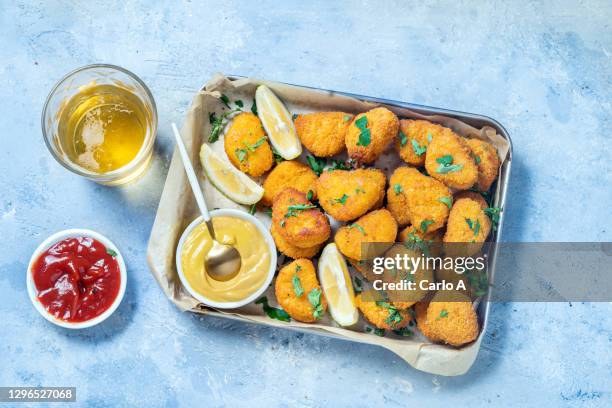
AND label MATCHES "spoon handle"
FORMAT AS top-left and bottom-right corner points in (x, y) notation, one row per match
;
(171, 123), (211, 223)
